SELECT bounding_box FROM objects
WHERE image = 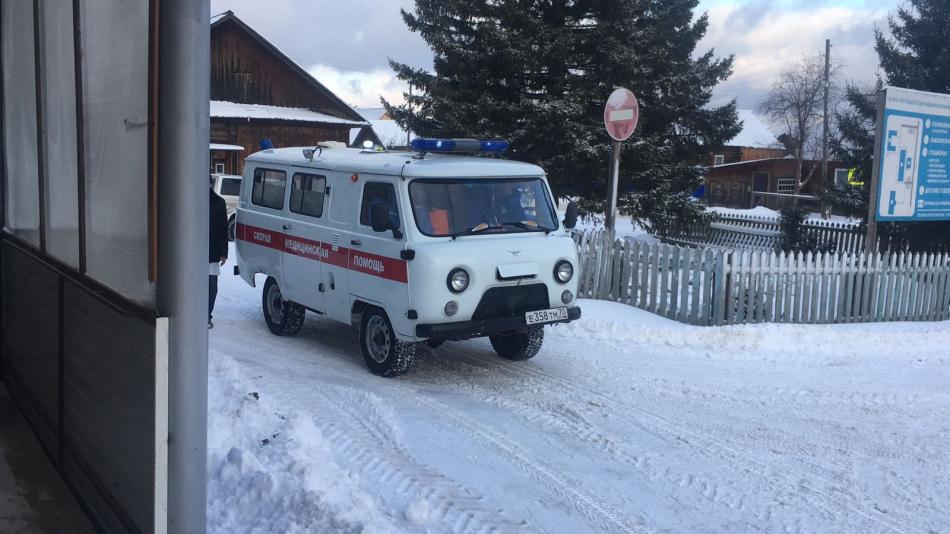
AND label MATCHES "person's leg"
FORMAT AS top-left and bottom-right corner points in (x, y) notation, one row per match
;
(209, 275), (218, 323)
